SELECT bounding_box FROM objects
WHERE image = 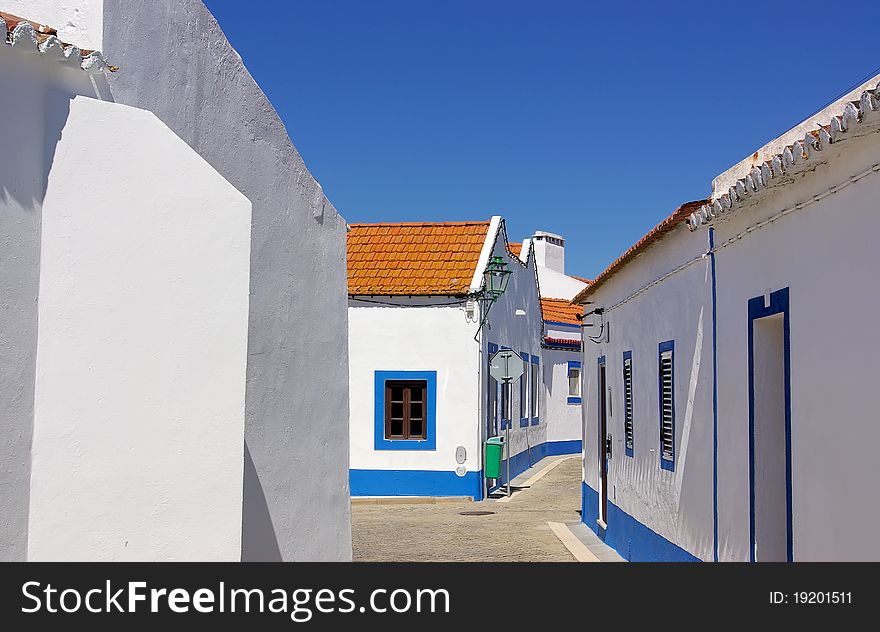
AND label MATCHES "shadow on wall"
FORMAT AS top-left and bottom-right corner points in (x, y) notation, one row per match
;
(240, 442), (283, 562)
(0, 58), (81, 561)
